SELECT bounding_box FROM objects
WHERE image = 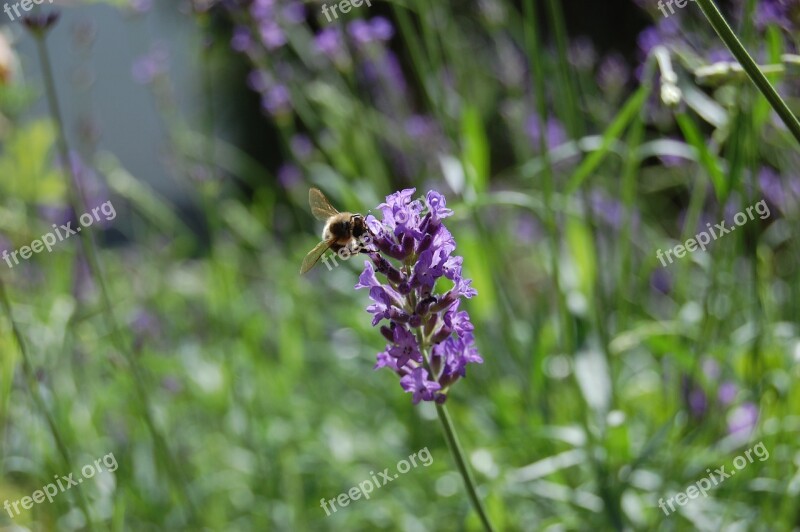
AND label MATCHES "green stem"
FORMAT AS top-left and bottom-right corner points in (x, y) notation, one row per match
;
(417, 342), (493, 531)
(0, 278), (96, 530)
(34, 33), (197, 519)
(693, 0), (800, 144)
(435, 402), (494, 532)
